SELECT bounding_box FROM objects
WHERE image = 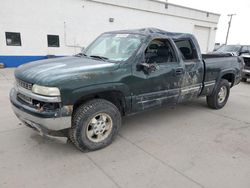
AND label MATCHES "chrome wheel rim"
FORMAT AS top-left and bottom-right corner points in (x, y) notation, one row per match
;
(86, 113), (113, 143)
(218, 86), (227, 104)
